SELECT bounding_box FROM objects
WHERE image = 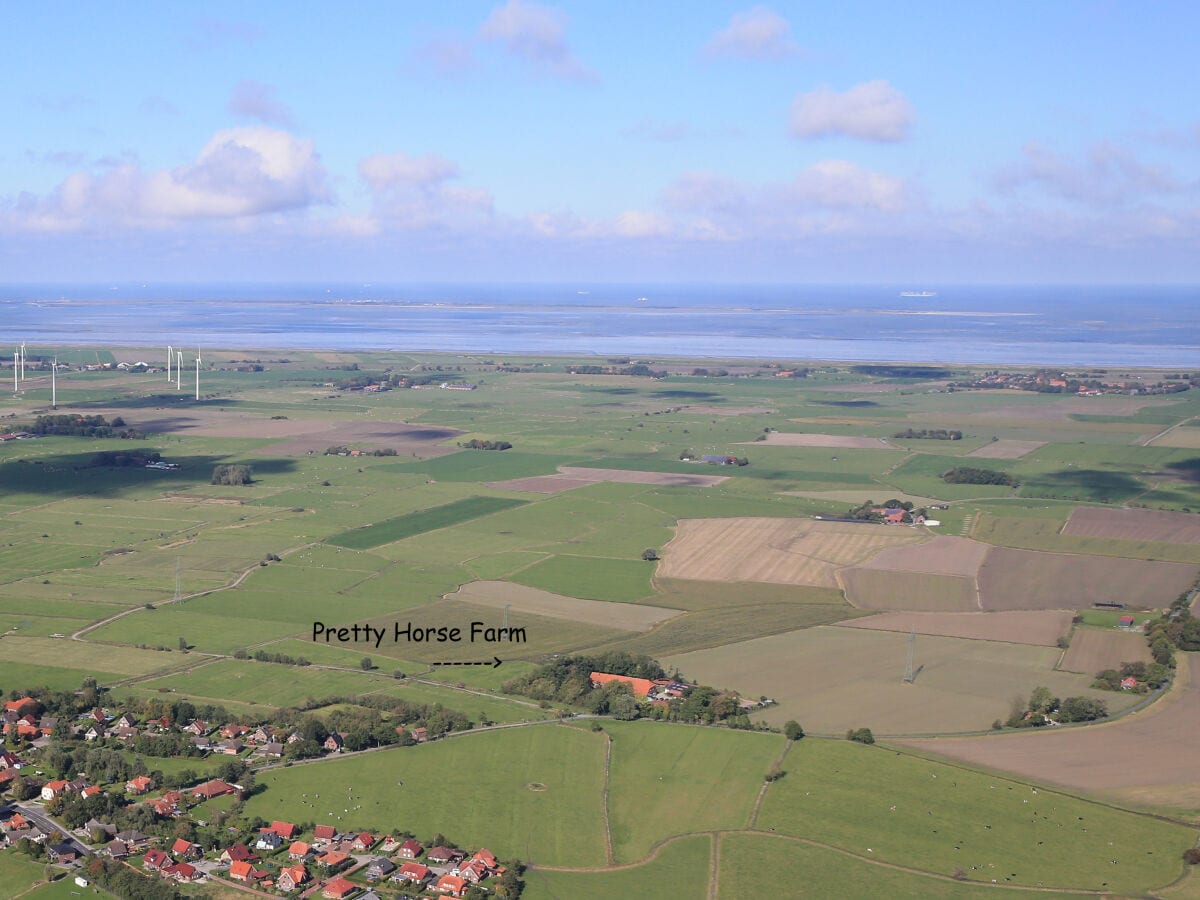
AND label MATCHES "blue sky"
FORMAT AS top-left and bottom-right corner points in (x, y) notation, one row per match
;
(3, 2), (1198, 283)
